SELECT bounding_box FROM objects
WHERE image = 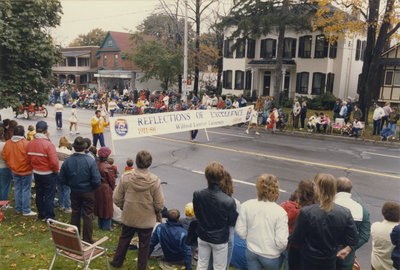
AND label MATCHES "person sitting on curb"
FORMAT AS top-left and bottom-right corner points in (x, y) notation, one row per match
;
(149, 209), (193, 270)
(350, 118), (363, 138)
(307, 113), (318, 132)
